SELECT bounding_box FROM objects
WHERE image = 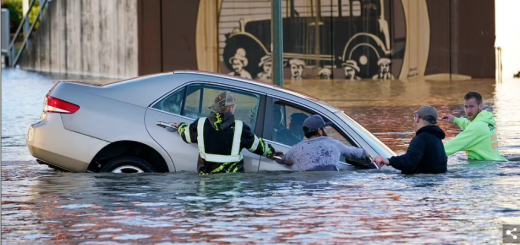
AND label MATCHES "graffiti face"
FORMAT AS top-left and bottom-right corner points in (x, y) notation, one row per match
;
(380, 63), (390, 73)
(291, 64), (303, 79)
(232, 59), (244, 73)
(345, 67), (357, 79)
(263, 62), (272, 74)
